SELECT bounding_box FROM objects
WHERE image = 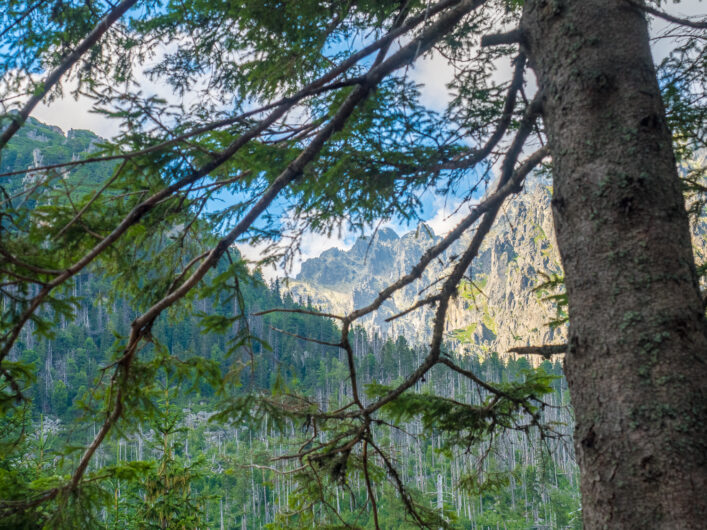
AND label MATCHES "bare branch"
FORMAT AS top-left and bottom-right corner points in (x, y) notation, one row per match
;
(362, 439), (381, 530)
(384, 294), (443, 322)
(508, 344), (567, 359)
(626, 0), (707, 30)
(165, 251), (210, 293)
(268, 325), (342, 348)
(480, 28), (521, 47)
(367, 437), (429, 528)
